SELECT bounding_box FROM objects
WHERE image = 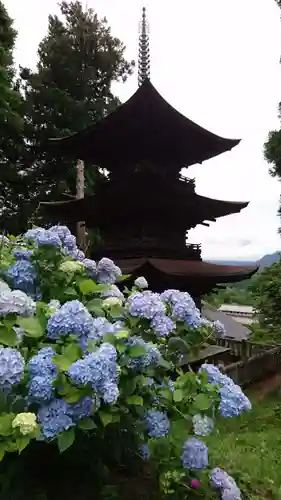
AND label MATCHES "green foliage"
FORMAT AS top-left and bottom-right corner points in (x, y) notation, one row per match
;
(0, 1), (27, 235)
(204, 285), (255, 308)
(251, 259), (281, 342)
(20, 1), (134, 227)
